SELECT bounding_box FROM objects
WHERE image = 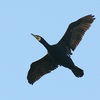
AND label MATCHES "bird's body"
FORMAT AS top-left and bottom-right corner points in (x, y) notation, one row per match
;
(48, 45), (67, 64)
(47, 45), (72, 68)
(27, 15), (95, 85)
